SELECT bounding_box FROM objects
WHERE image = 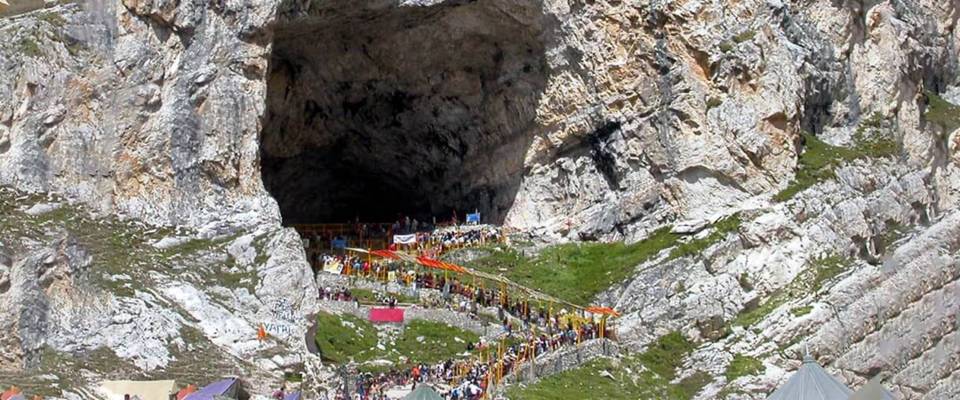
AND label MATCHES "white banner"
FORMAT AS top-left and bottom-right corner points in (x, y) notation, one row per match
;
(393, 234), (418, 245)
